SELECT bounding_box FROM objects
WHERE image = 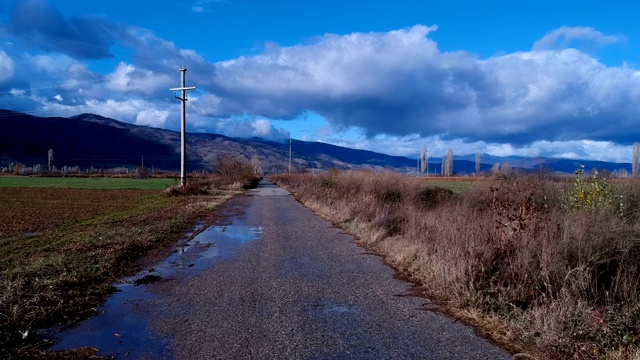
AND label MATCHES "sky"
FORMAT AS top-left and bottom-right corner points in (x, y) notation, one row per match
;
(1, 0), (640, 162)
